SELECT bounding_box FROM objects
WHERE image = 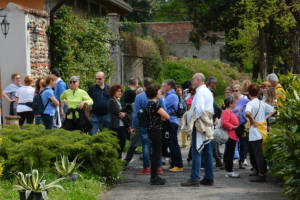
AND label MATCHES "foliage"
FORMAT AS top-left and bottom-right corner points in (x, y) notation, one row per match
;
(48, 6), (118, 90)
(0, 125), (122, 181)
(14, 169), (64, 200)
(0, 137), (2, 177)
(0, 172), (106, 200)
(55, 155), (82, 177)
(265, 74), (300, 200)
(153, 0), (190, 22)
(162, 62), (194, 86)
(123, 0), (154, 22)
(153, 37), (167, 61)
